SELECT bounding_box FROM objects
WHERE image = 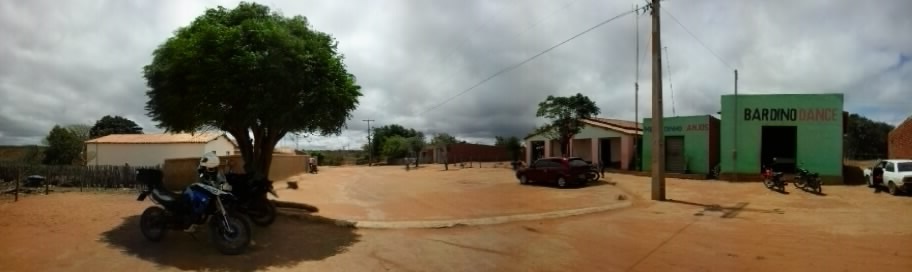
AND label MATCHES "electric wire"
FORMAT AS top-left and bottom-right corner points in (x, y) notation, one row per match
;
(420, 6), (645, 114)
(661, 6), (735, 70)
